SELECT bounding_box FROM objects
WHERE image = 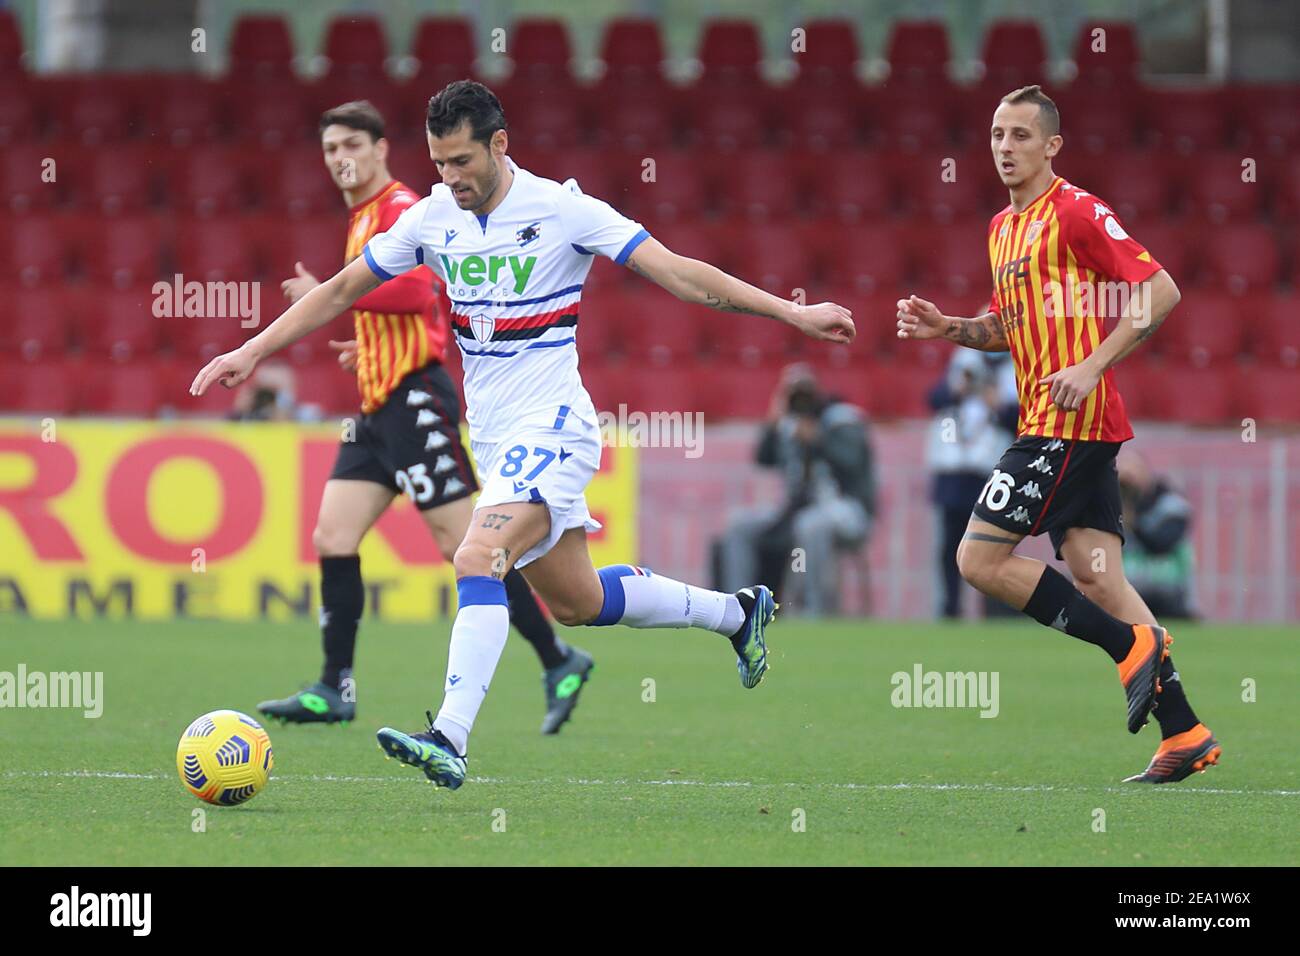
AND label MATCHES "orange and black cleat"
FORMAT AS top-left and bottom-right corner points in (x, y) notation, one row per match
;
(1124, 724), (1221, 784)
(1117, 624), (1173, 734)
